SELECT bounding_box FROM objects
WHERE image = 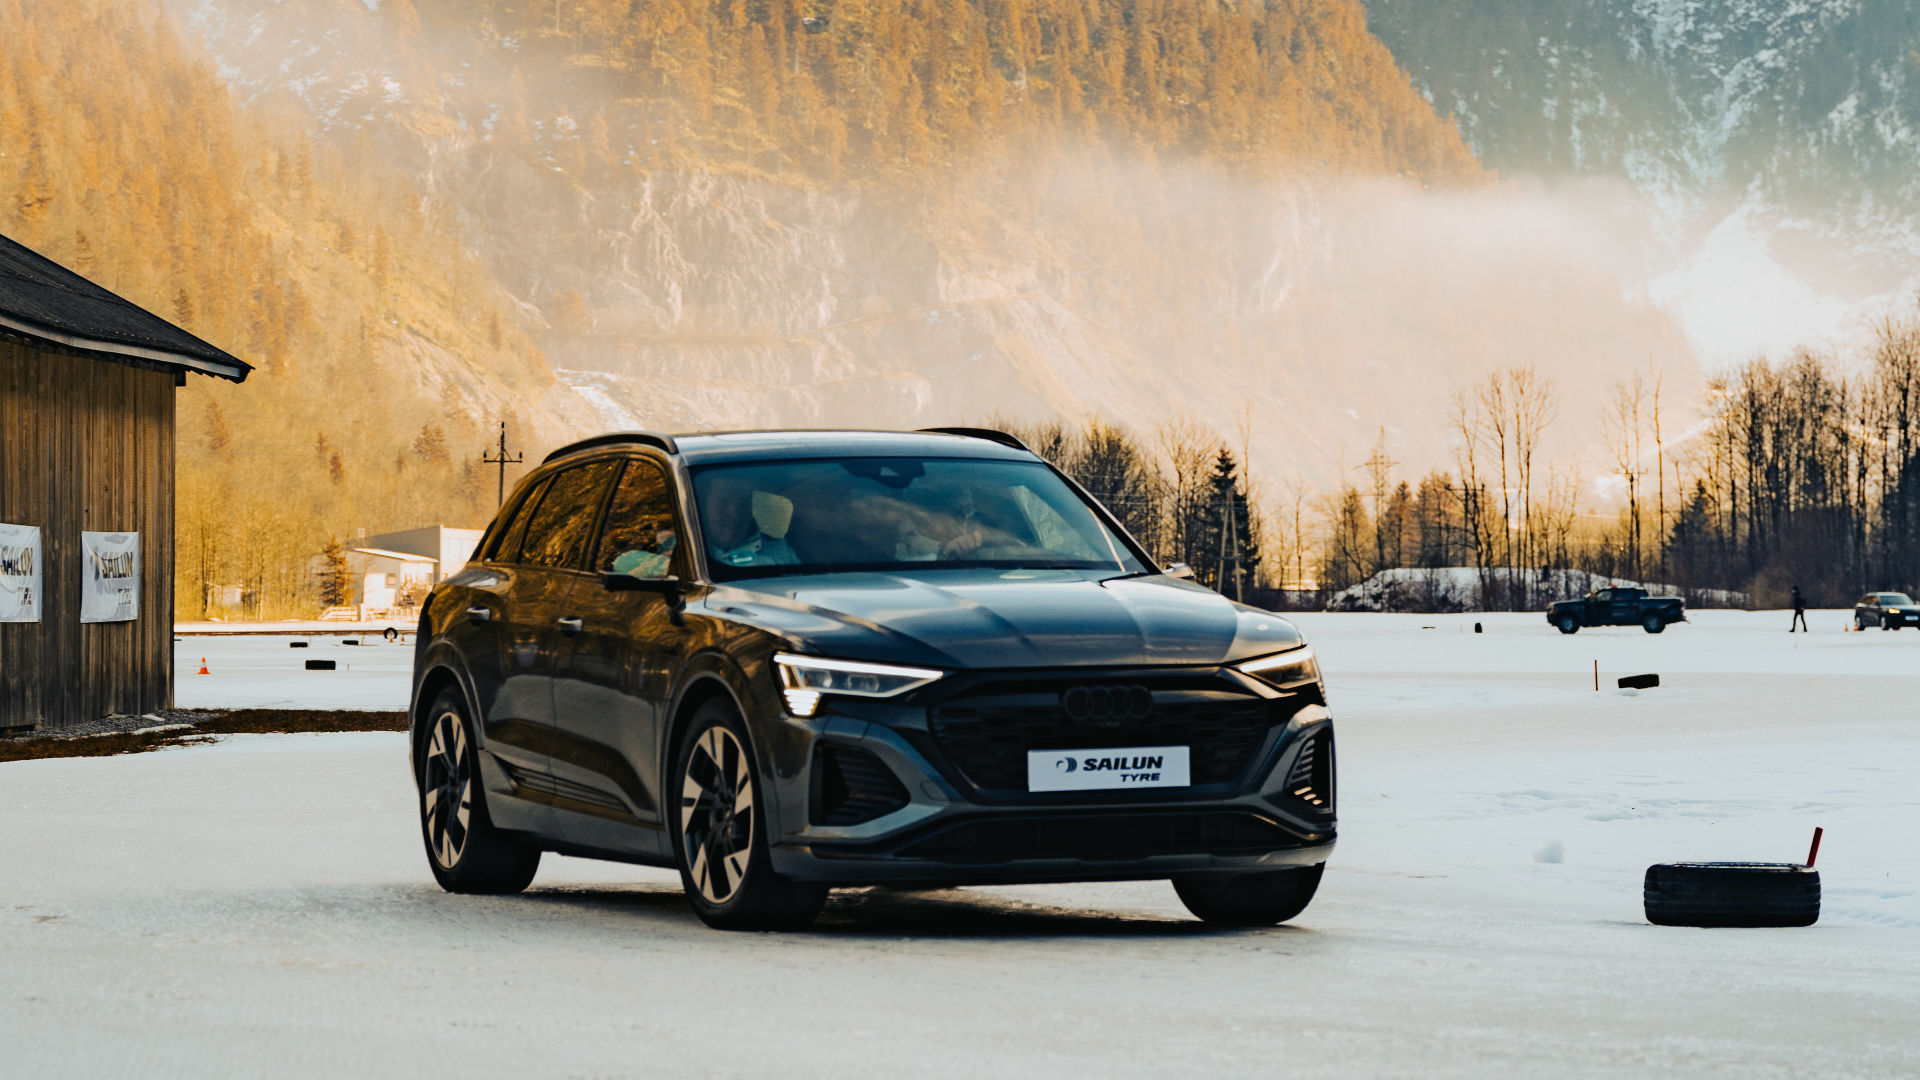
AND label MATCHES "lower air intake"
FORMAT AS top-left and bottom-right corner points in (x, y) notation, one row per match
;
(896, 811), (1298, 862)
(811, 743), (911, 826)
(1282, 730), (1335, 812)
